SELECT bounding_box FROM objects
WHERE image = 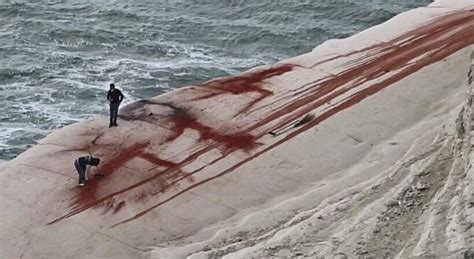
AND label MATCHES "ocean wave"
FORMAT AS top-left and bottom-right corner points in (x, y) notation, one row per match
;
(0, 68), (43, 80)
